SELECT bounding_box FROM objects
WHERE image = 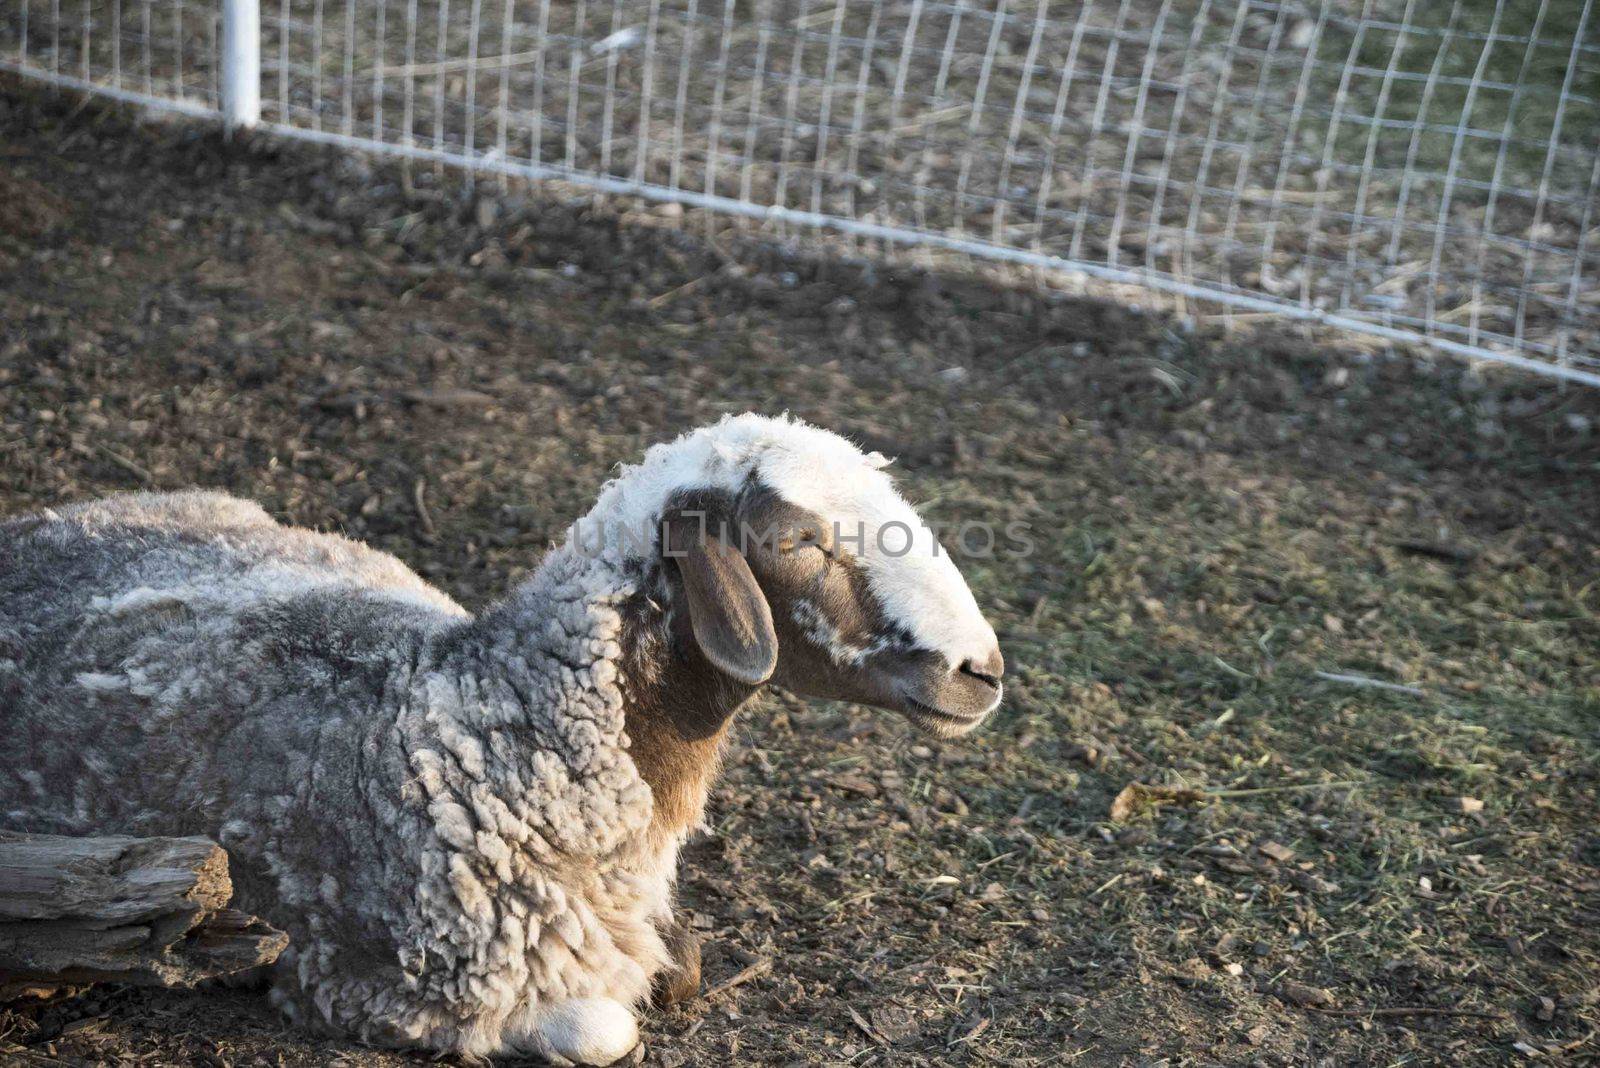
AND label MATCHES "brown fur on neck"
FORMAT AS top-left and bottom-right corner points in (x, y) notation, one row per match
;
(619, 595), (757, 843)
